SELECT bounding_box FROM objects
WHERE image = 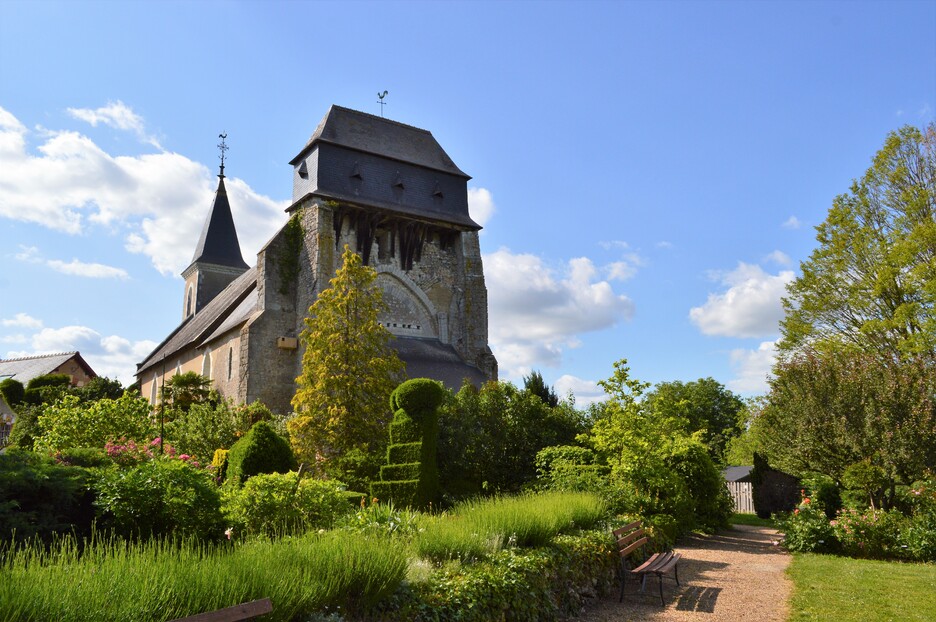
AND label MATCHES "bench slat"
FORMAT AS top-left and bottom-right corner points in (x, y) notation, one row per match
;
(618, 536), (648, 558)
